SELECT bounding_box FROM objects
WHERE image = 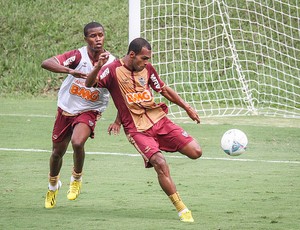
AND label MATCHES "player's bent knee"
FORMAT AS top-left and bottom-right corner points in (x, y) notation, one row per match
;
(194, 147), (202, 159)
(180, 142), (202, 159)
(71, 139), (85, 150)
(187, 146), (202, 159)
